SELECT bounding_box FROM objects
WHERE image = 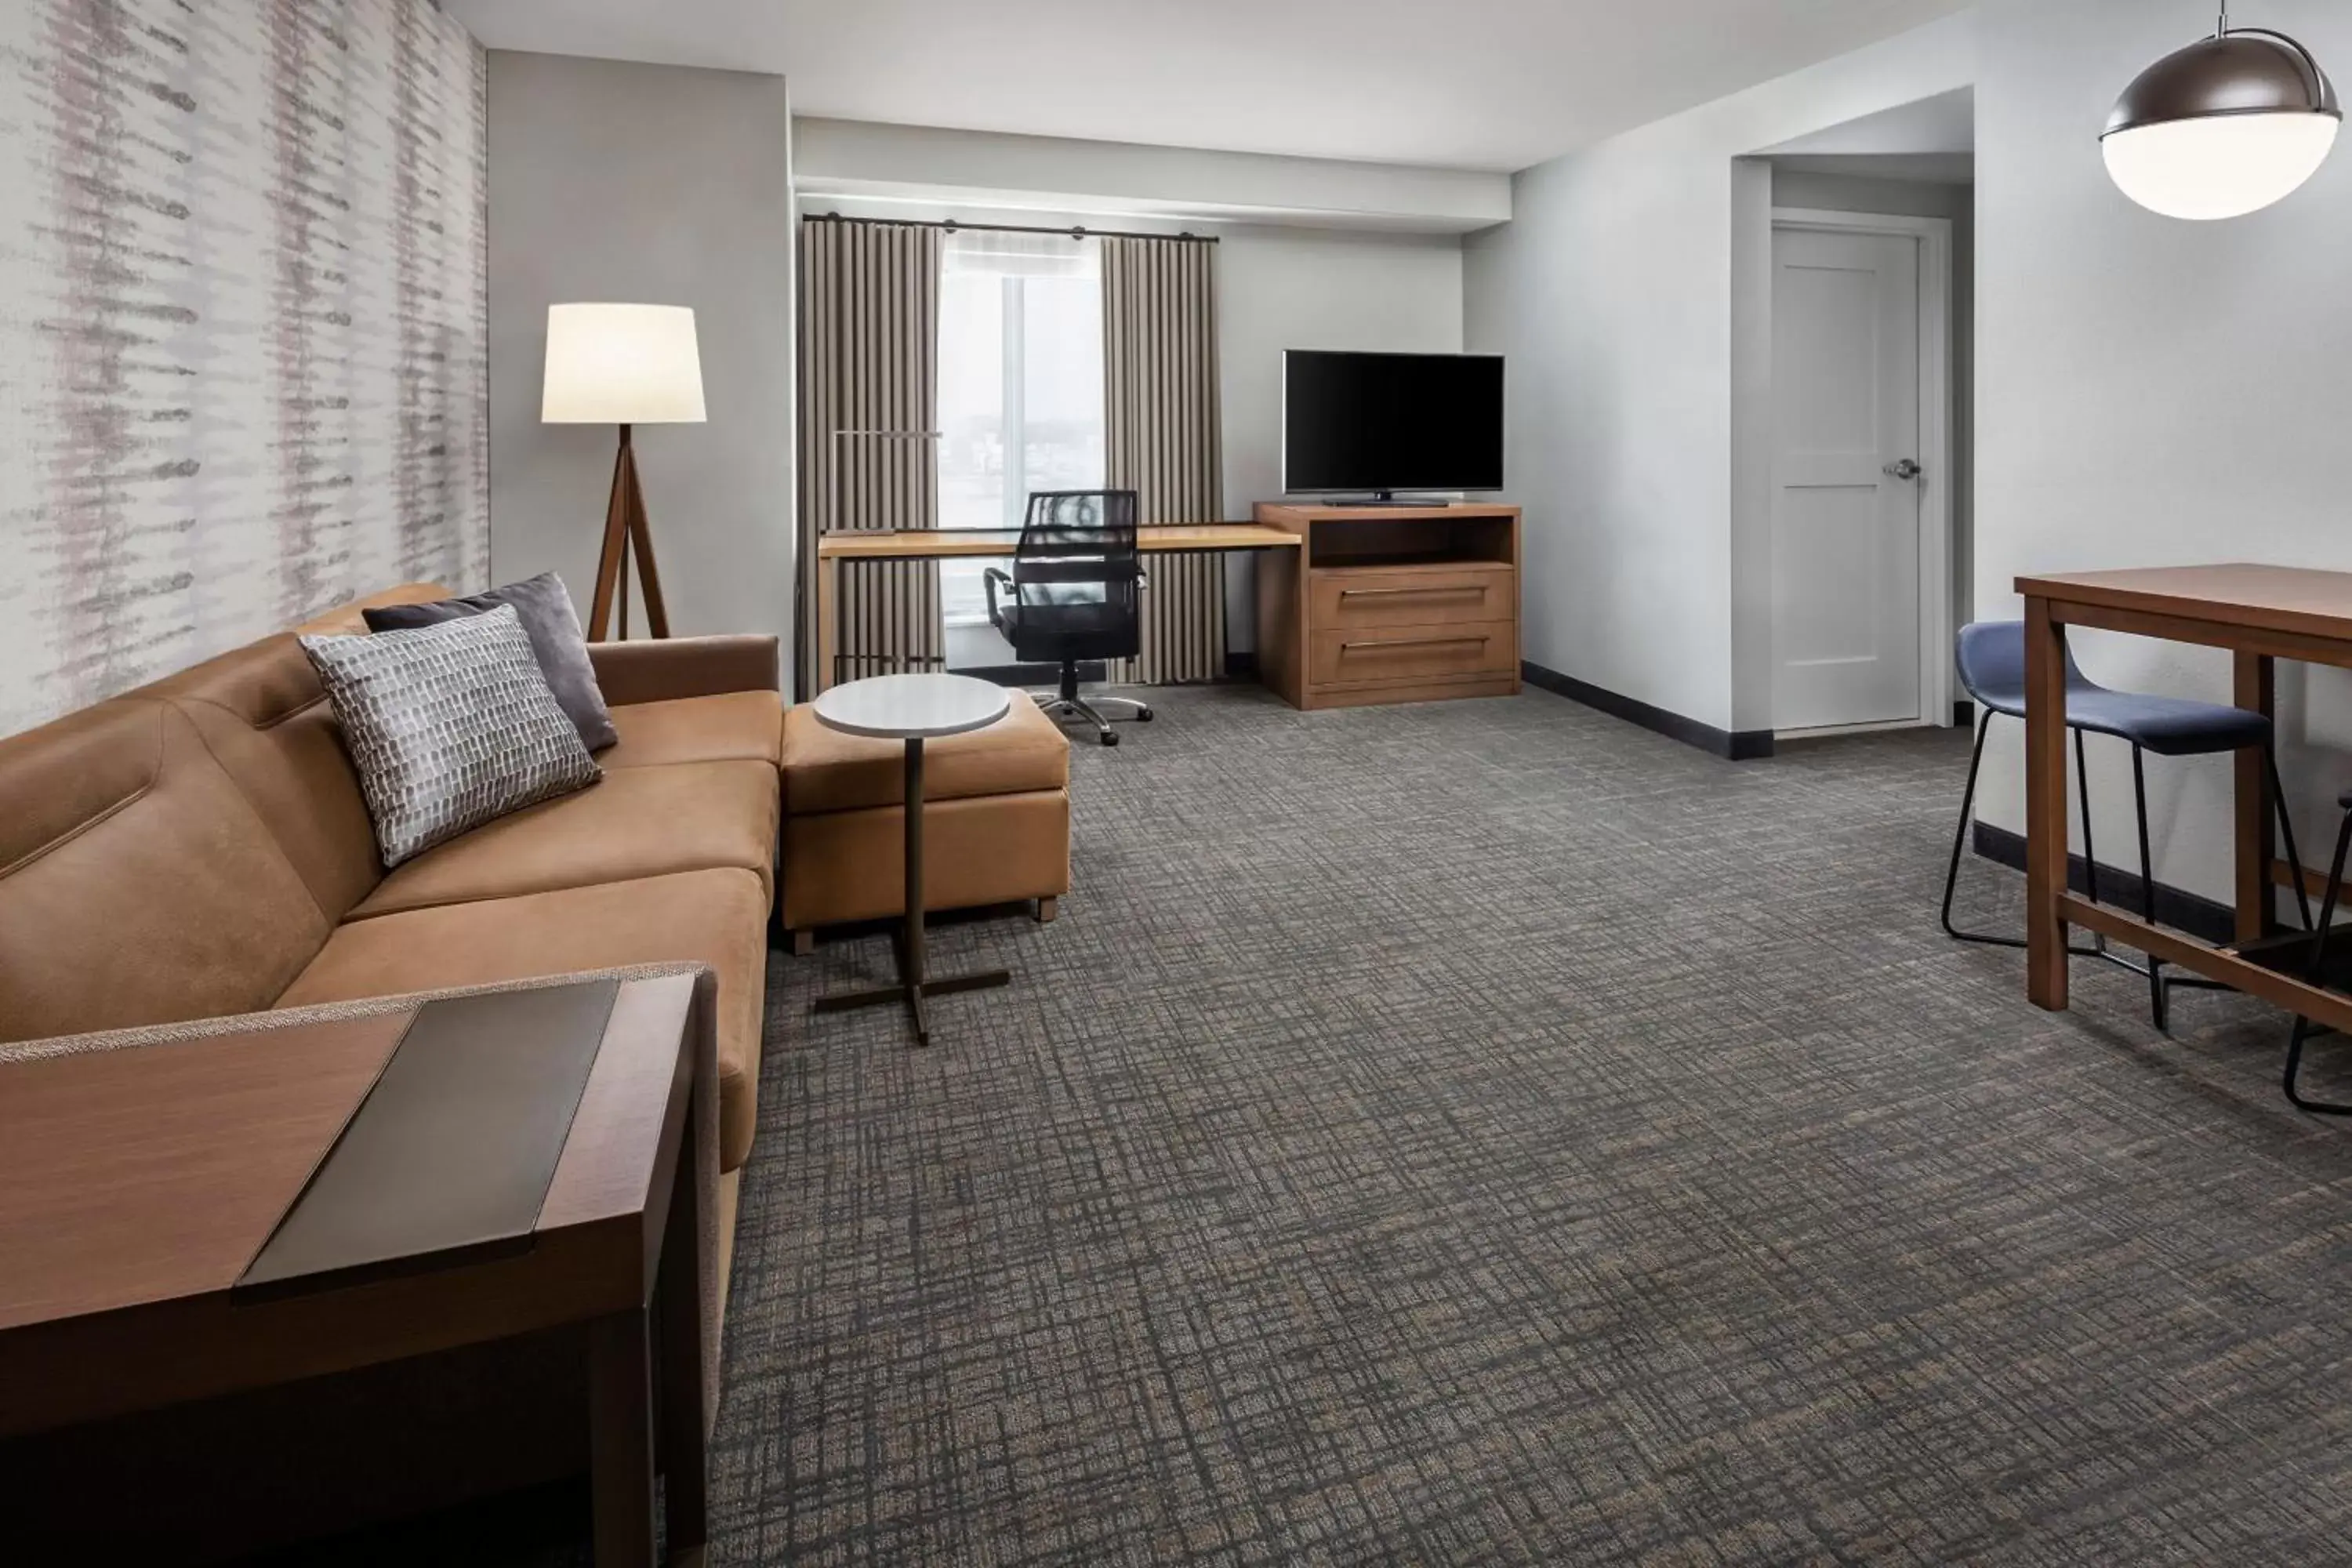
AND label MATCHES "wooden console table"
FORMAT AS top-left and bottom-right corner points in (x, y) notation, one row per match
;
(1254, 503), (1522, 710)
(0, 973), (710, 1566)
(2019, 564), (2352, 1034)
